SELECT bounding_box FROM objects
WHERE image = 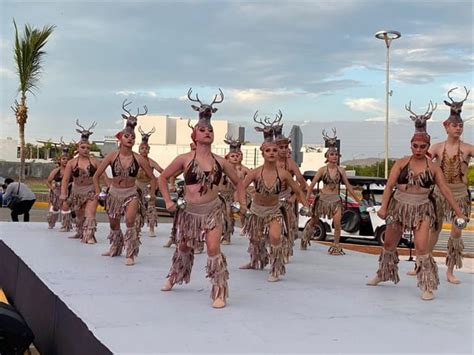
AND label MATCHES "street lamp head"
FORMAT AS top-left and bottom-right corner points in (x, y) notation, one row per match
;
(375, 30), (401, 40)
(375, 30), (401, 47)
